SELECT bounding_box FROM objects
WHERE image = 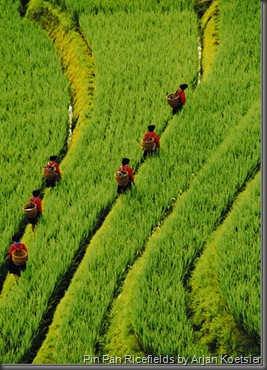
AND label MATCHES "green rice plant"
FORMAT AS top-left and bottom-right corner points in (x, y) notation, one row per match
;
(194, 0), (213, 18)
(32, 88), (260, 365)
(128, 101), (260, 358)
(1, 0), (260, 363)
(216, 172), (261, 340)
(52, 0), (196, 15)
(200, 0), (220, 81)
(187, 172), (260, 356)
(26, 0), (96, 123)
(31, 0), (259, 362)
(0, 0), (69, 261)
(0, 4), (198, 364)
